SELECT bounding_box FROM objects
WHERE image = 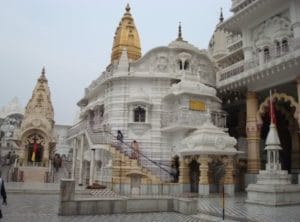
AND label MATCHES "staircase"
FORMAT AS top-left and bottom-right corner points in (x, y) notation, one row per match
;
(86, 127), (172, 183)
